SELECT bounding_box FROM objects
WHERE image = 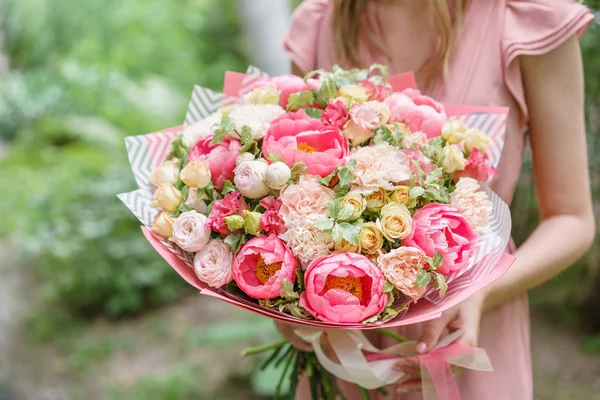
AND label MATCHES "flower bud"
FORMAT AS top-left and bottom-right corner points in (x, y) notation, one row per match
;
(463, 128), (490, 154)
(153, 183), (182, 212)
(180, 160), (211, 188)
(337, 84), (369, 103)
(441, 119), (468, 144)
(359, 222), (384, 254)
(152, 210), (175, 238)
(243, 210), (263, 236)
(150, 158), (180, 187)
(243, 85), (281, 105)
(365, 188), (388, 213)
(265, 162), (292, 190)
(224, 214), (245, 232)
(389, 185), (416, 208)
(184, 188), (210, 214)
(442, 144), (467, 174)
(234, 161), (270, 199)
